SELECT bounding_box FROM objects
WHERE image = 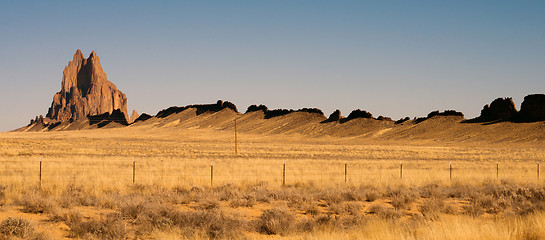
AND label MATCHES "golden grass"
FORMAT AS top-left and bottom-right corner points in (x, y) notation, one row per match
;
(1, 127), (544, 190)
(1, 126), (545, 239)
